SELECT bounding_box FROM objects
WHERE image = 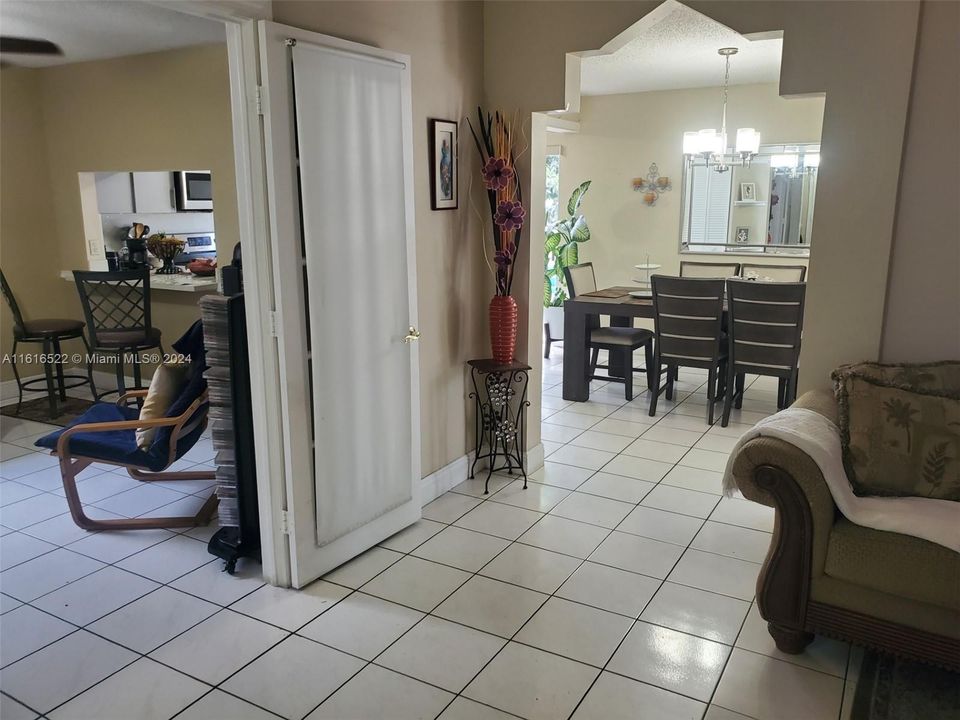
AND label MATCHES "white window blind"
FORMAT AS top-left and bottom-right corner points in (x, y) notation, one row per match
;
(684, 165), (732, 247)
